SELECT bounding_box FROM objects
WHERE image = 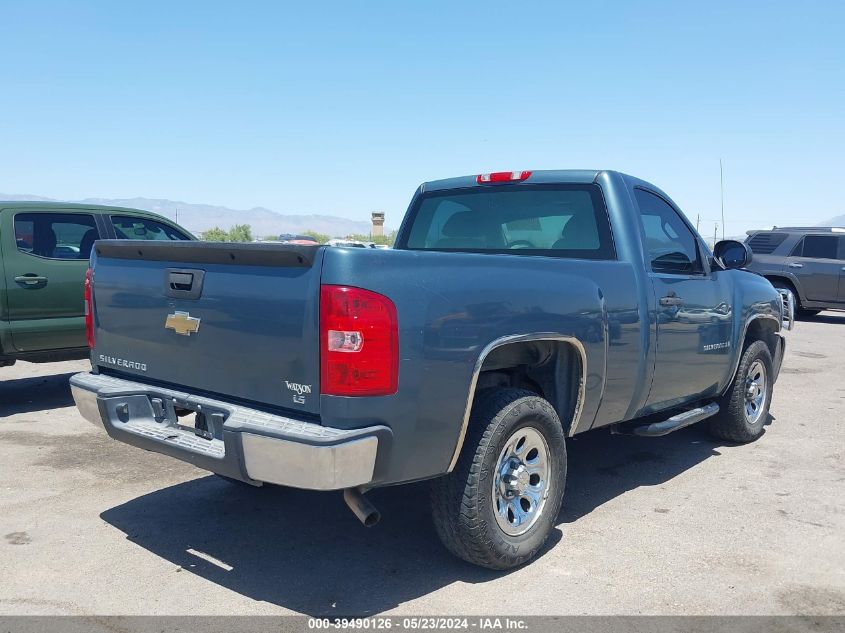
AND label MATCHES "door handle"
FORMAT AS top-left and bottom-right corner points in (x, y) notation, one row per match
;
(788, 263), (803, 269)
(659, 294), (684, 307)
(14, 274), (48, 287)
